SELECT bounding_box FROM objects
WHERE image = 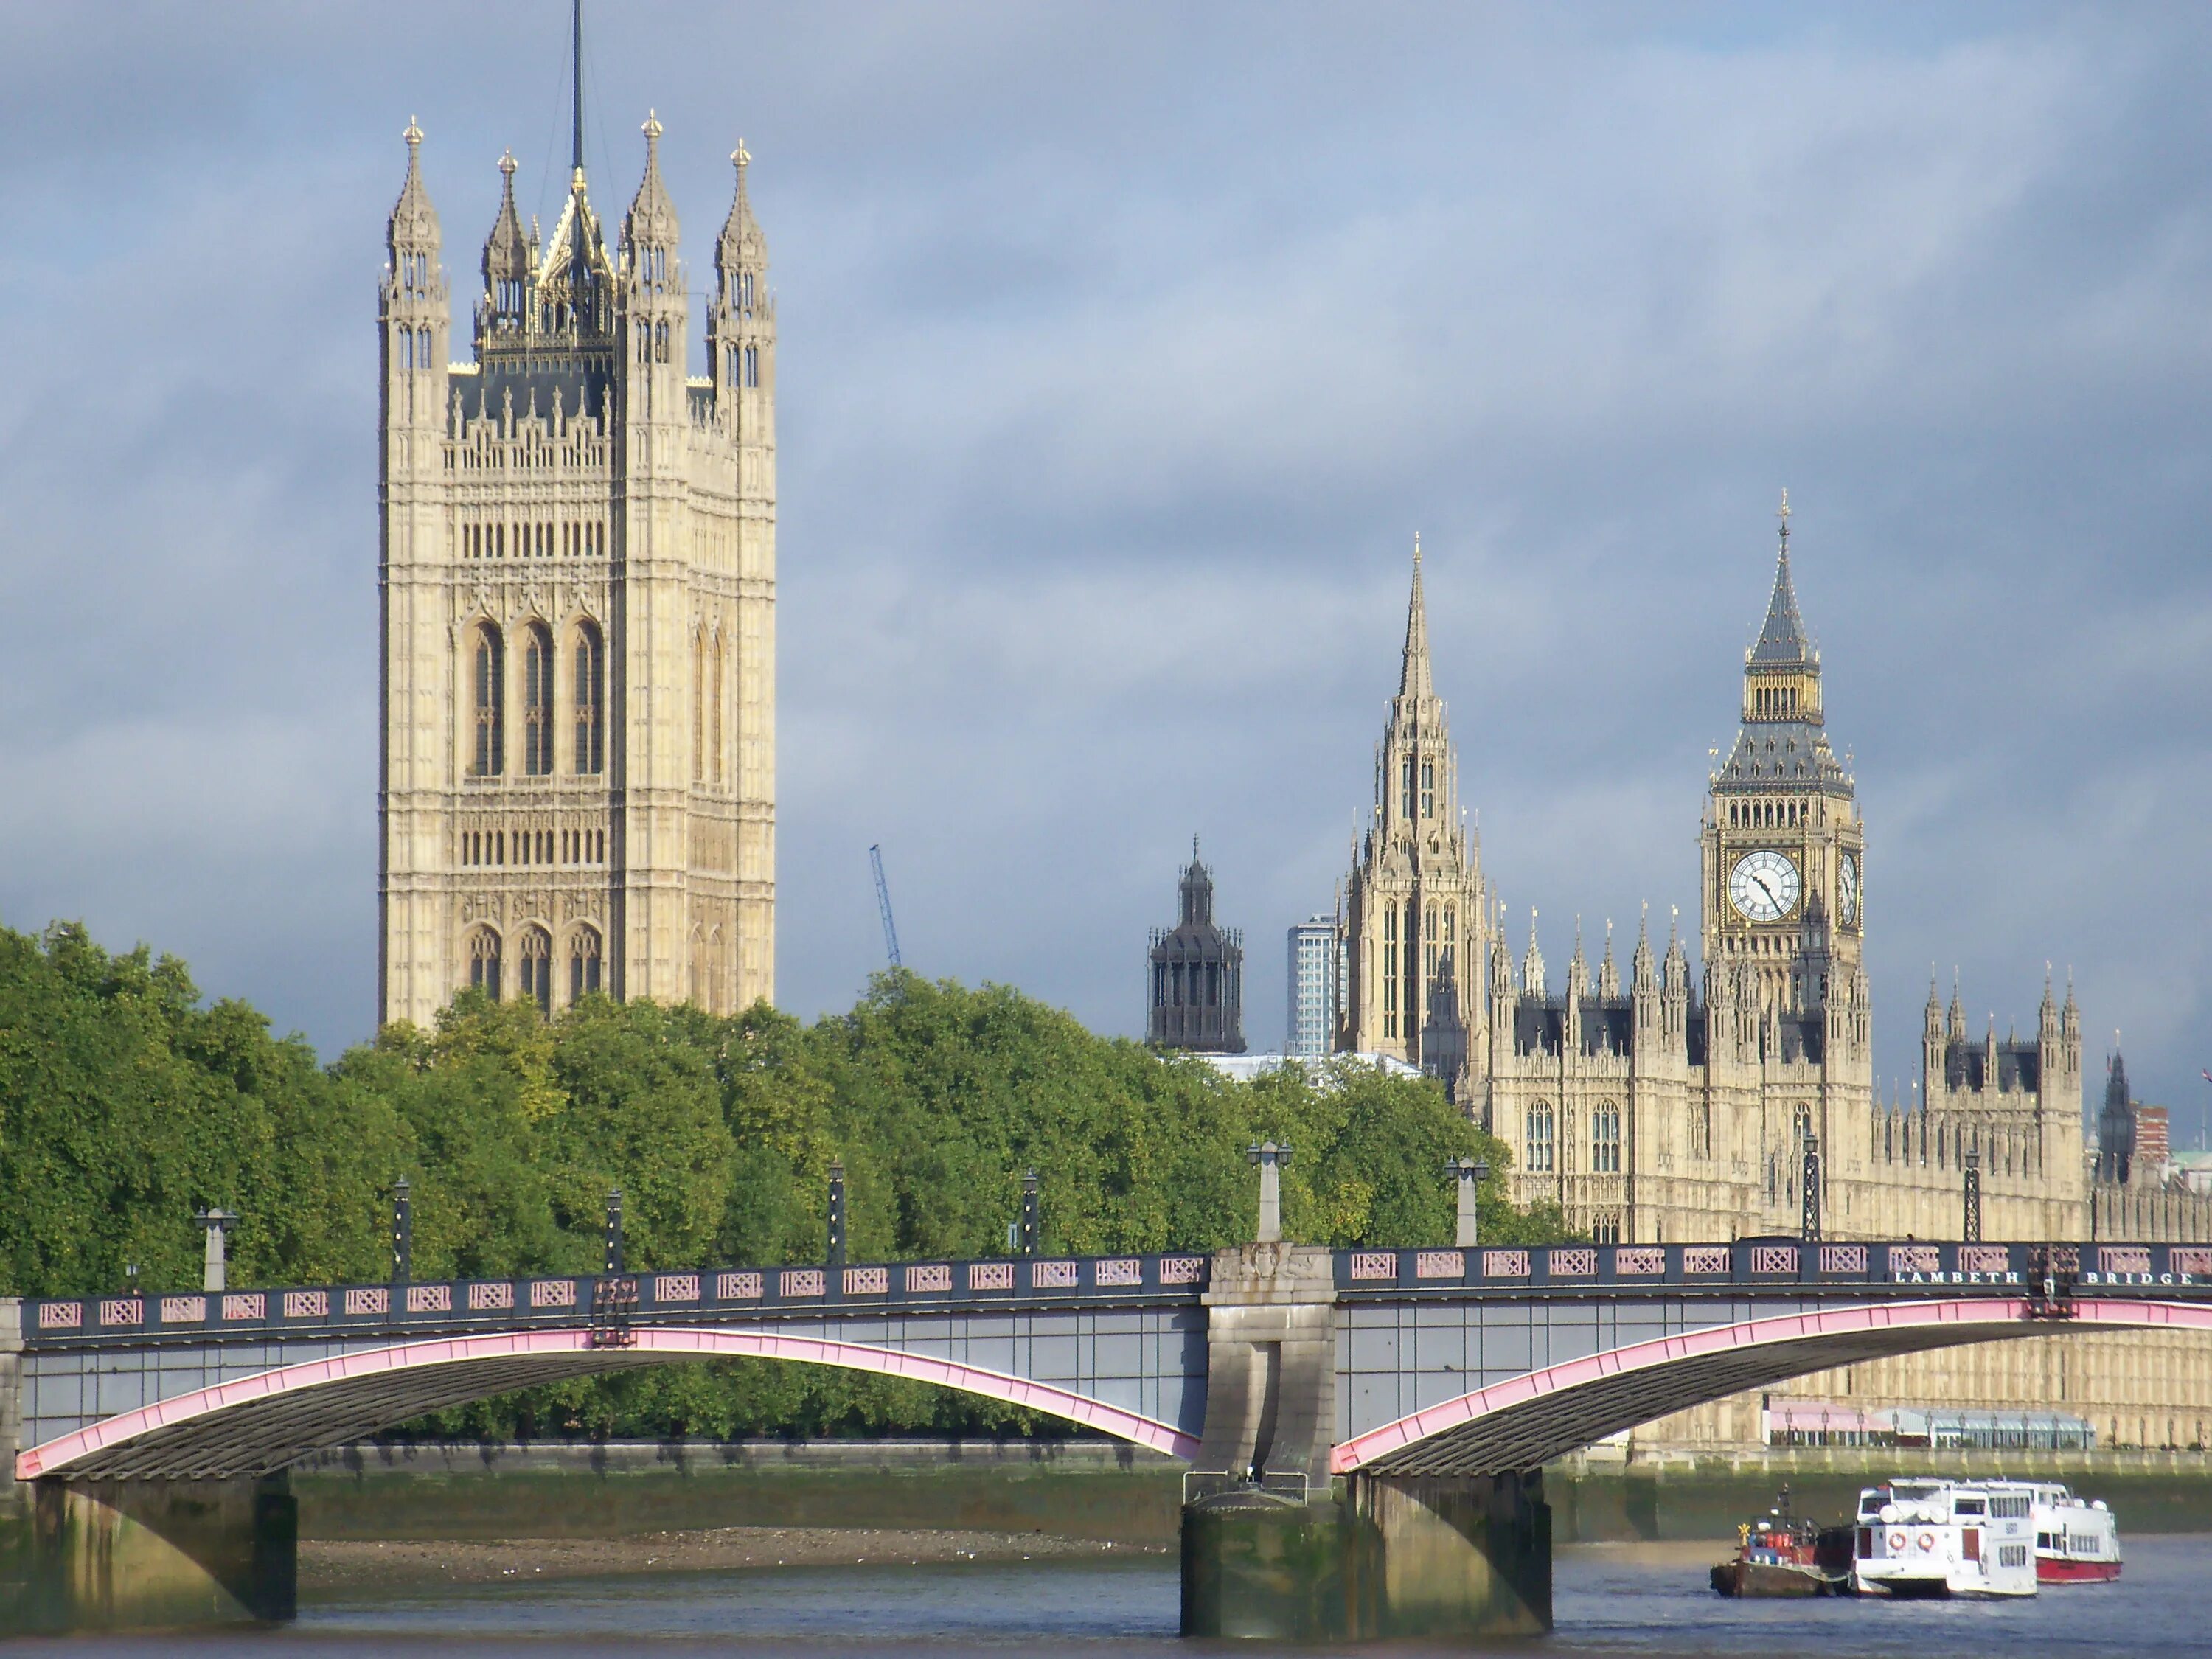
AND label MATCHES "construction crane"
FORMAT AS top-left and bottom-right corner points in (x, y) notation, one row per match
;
(869, 844), (902, 968)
